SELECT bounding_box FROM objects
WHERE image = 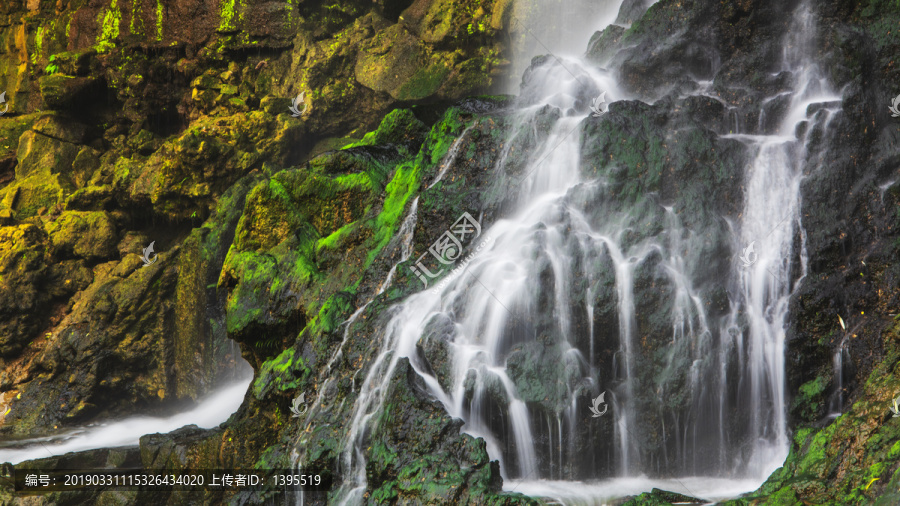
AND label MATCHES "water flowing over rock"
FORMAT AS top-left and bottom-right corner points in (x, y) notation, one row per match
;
(1, 0), (899, 504)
